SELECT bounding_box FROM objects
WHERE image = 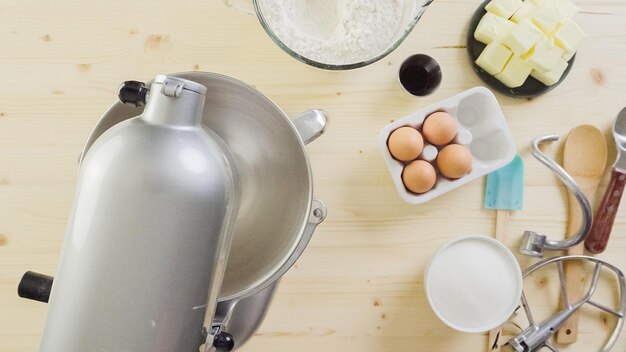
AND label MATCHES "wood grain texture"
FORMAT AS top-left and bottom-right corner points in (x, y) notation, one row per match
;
(1, 1), (626, 351)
